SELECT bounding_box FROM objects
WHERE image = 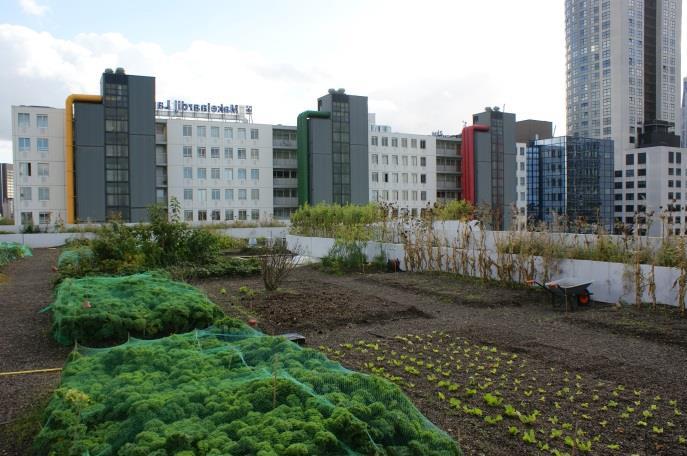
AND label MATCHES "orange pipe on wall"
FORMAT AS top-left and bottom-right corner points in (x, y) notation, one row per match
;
(65, 94), (102, 224)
